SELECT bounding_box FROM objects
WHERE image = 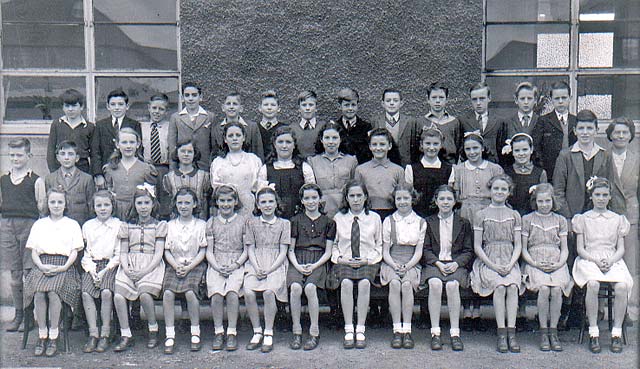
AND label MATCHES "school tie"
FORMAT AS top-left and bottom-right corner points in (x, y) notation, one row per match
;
(303, 120), (311, 130)
(560, 116), (569, 149)
(477, 115), (485, 133)
(521, 114), (530, 127)
(264, 121), (273, 130)
(386, 117), (398, 128)
(112, 118), (119, 130)
(351, 216), (360, 258)
(150, 122), (162, 164)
